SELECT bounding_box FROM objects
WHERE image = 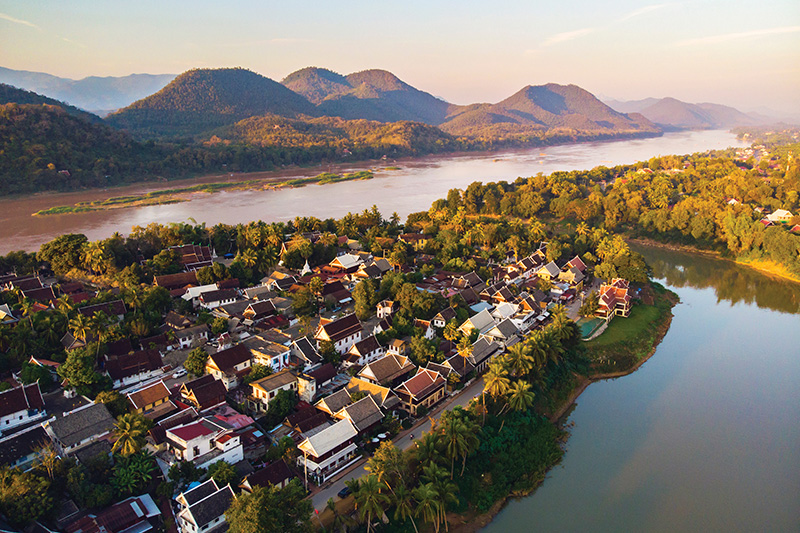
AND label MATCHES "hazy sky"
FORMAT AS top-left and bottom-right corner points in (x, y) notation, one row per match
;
(1, 1), (798, 113)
